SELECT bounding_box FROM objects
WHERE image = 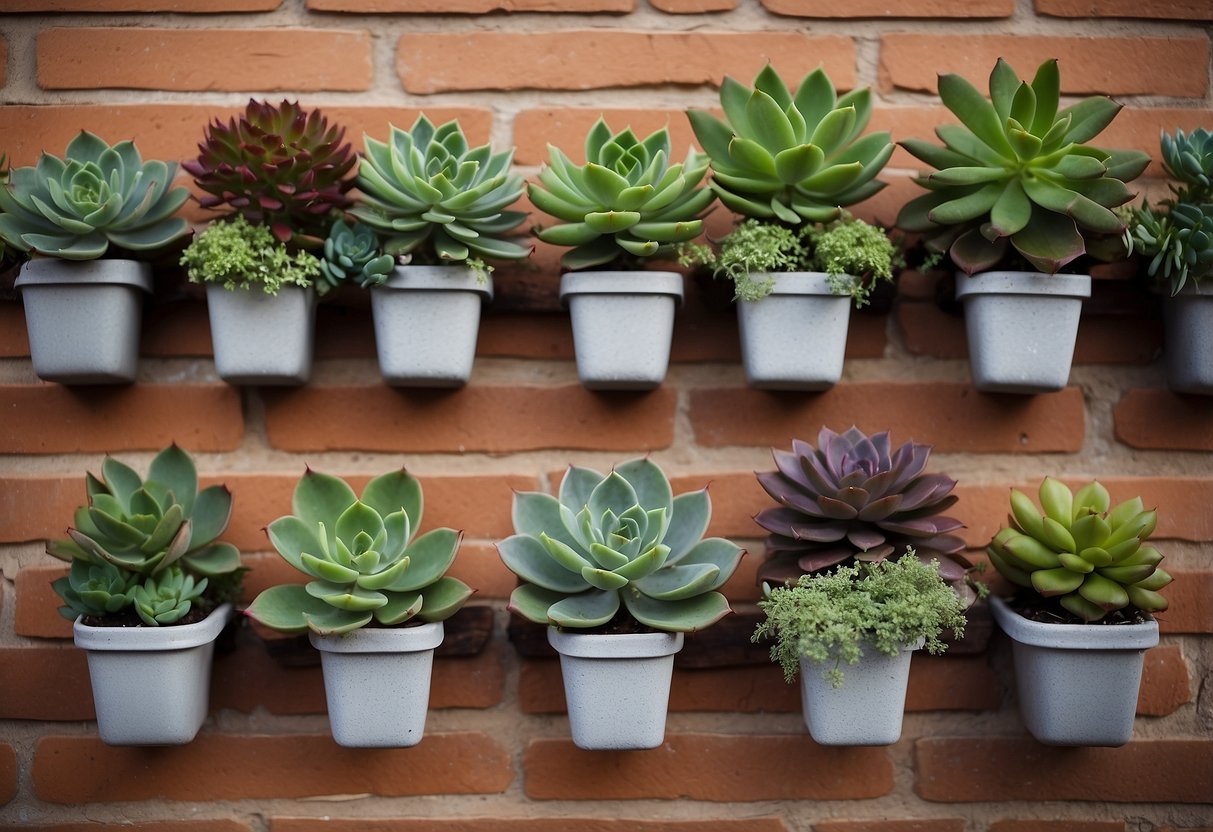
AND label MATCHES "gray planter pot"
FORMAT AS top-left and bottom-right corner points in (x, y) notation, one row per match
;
(1163, 281), (1213, 395)
(798, 638), (921, 746)
(990, 596), (1157, 747)
(310, 621), (445, 748)
(370, 265), (492, 387)
(955, 271), (1091, 394)
(15, 258), (152, 384)
(737, 272), (851, 390)
(560, 271), (683, 390)
(73, 603), (231, 746)
(205, 284), (315, 385)
(548, 627), (684, 750)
